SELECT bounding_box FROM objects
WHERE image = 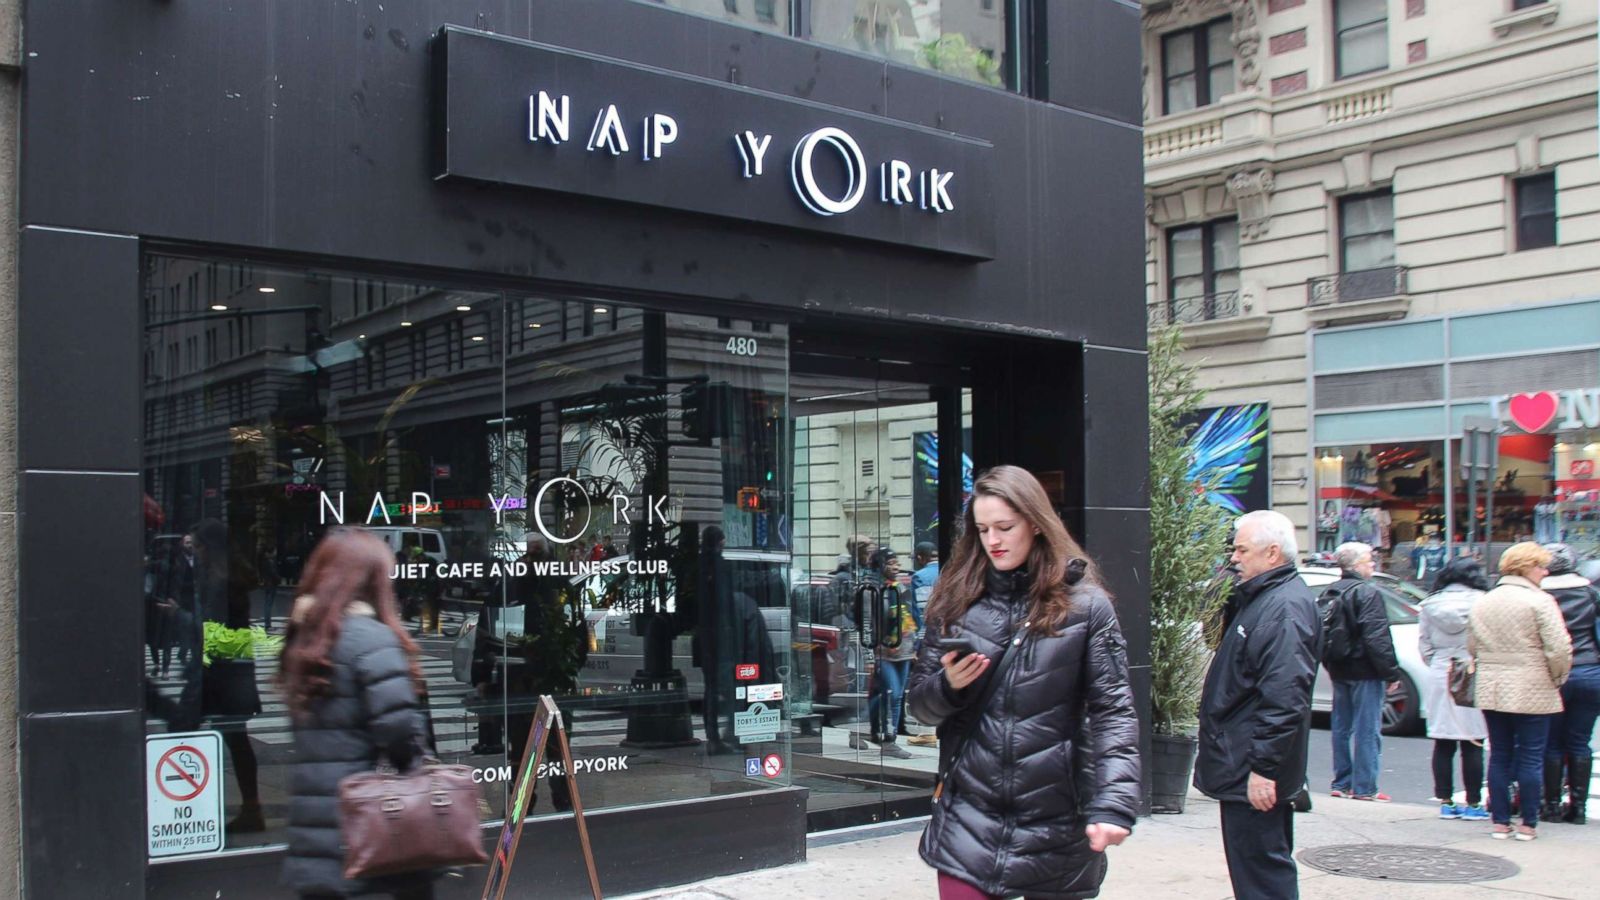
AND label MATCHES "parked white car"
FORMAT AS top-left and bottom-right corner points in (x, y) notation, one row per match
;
(1300, 566), (1427, 736)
